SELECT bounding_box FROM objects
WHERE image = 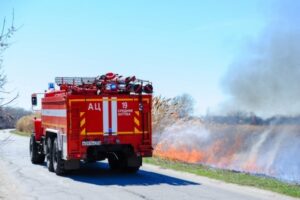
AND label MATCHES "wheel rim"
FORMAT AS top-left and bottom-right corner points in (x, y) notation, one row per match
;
(46, 154), (51, 169)
(47, 138), (51, 153)
(29, 137), (33, 159)
(46, 138), (52, 168)
(53, 140), (58, 171)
